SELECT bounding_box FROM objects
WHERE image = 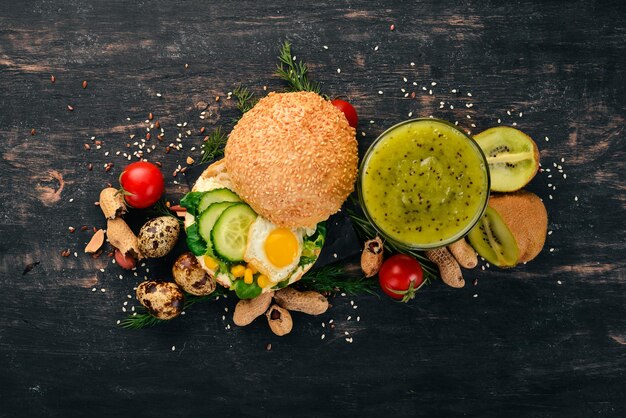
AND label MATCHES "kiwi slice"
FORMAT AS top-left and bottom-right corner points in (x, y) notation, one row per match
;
(489, 191), (548, 263)
(467, 207), (520, 267)
(474, 127), (540, 192)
